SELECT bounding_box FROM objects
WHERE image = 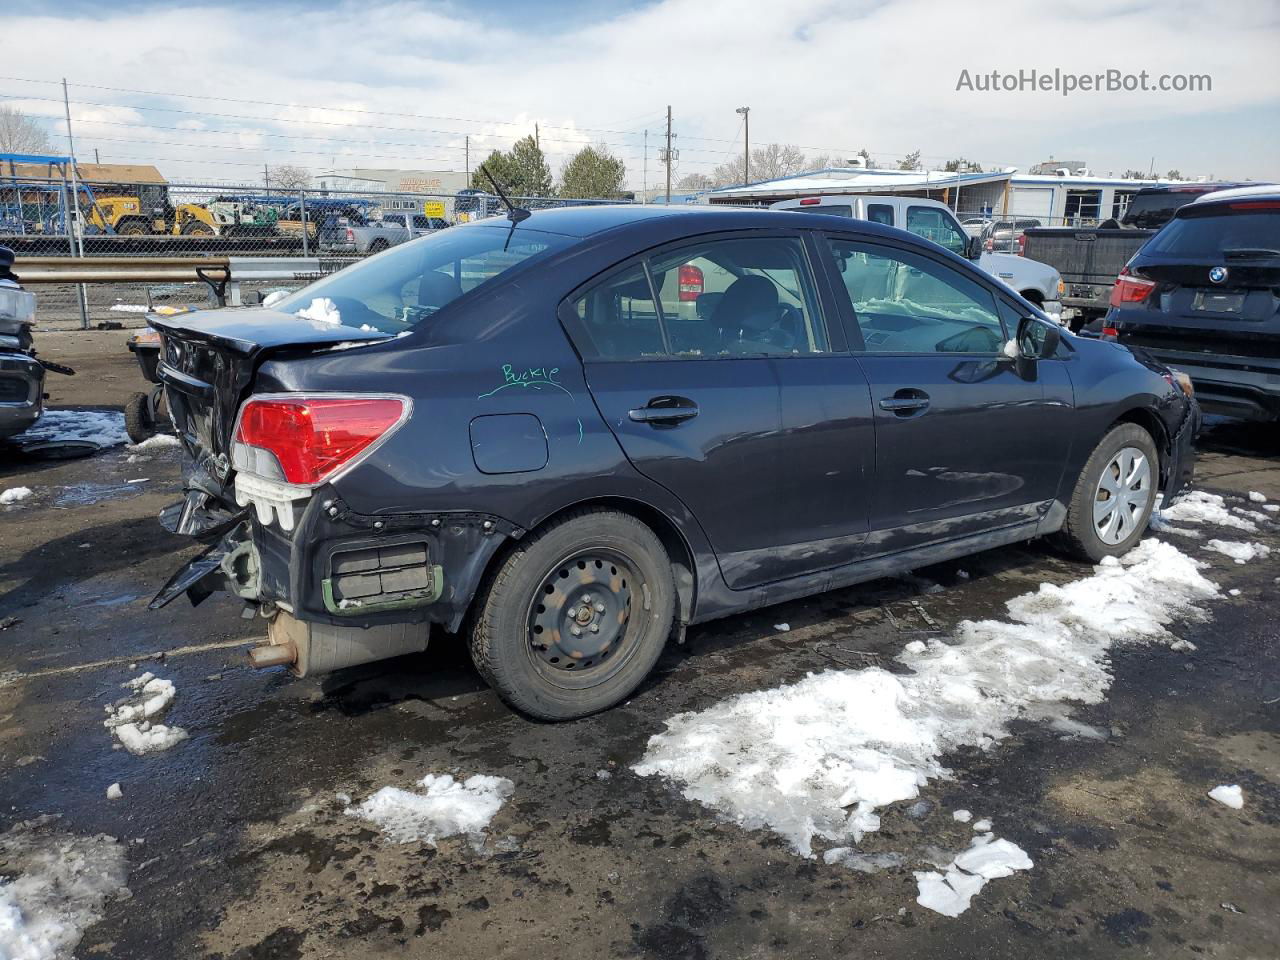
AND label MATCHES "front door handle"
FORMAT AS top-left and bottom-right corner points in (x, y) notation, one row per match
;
(879, 390), (931, 415)
(629, 397), (699, 424)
